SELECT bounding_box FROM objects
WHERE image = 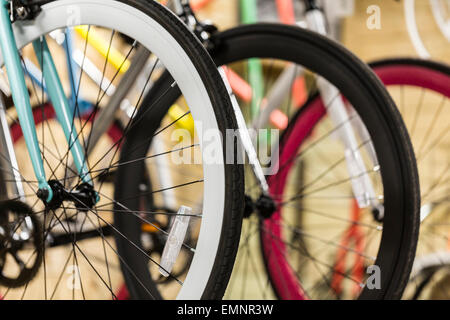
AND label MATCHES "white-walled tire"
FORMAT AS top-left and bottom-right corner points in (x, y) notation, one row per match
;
(0, 0), (244, 300)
